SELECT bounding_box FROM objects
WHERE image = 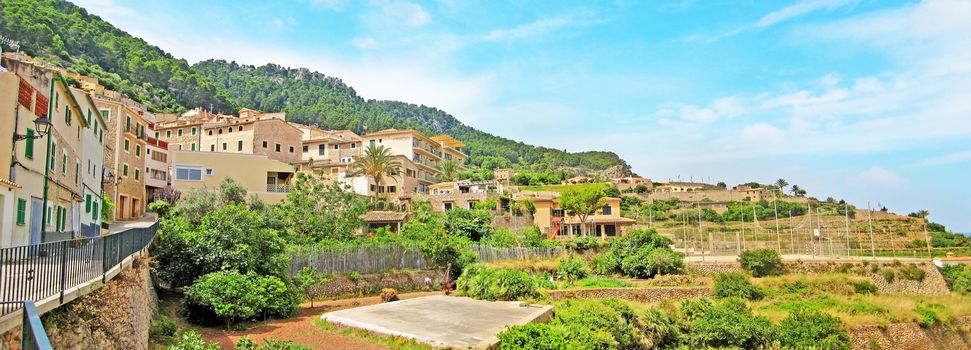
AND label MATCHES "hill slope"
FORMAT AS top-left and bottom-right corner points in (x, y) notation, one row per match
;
(0, 0), (633, 174)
